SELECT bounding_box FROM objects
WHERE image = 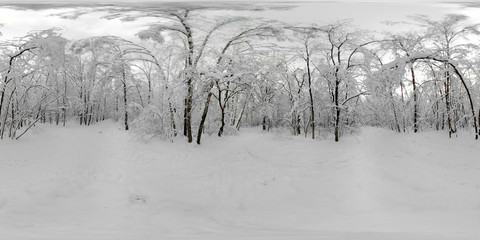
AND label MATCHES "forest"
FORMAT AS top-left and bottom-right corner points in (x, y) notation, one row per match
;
(3, 2), (480, 240)
(1, 3), (480, 144)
